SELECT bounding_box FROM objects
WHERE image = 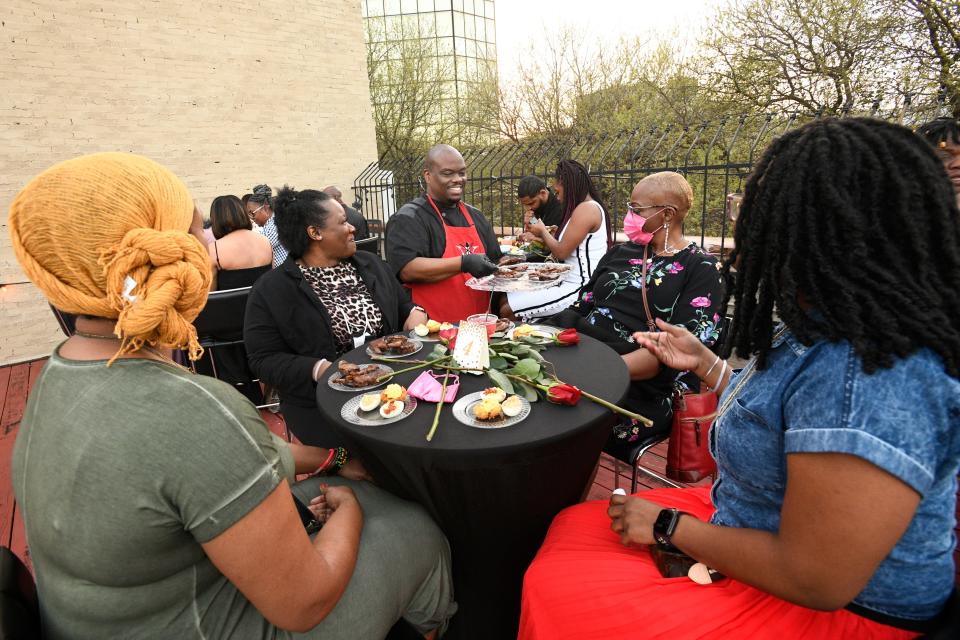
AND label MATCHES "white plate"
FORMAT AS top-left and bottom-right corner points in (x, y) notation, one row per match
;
(327, 364), (394, 392)
(451, 391), (532, 429)
(407, 324), (458, 343)
(341, 394), (417, 426)
(366, 337), (424, 359)
(507, 324), (562, 340)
